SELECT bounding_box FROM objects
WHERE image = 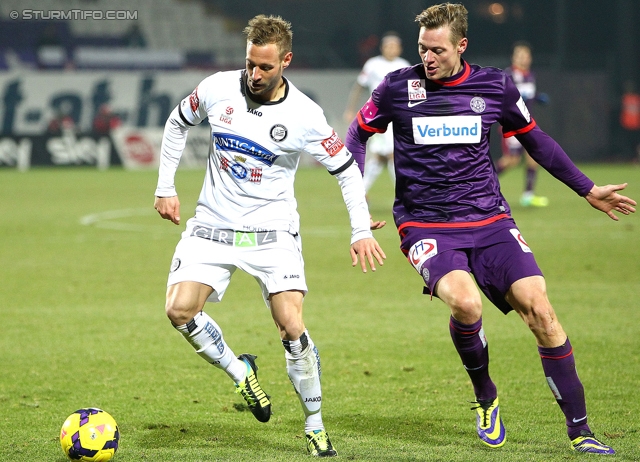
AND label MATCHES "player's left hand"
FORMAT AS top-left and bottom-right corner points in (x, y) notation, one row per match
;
(585, 183), (637, 221)
(350, 237), (386, 273)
